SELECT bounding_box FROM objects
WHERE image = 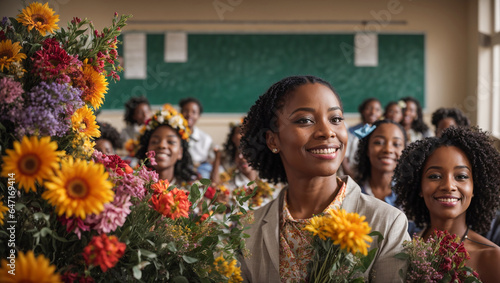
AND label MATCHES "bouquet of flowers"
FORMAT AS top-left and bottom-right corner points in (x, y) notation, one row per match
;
(303, 208), (382, 283)
(395, 230), (481, 282)
(0, 2), (247, 282)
